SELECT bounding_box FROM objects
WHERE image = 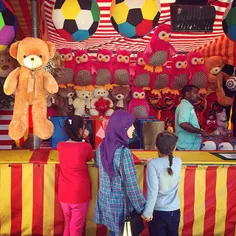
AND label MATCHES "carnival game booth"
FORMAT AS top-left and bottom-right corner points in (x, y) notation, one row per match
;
(0, 149), (236, 236)
(1, 0), (236, 236)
